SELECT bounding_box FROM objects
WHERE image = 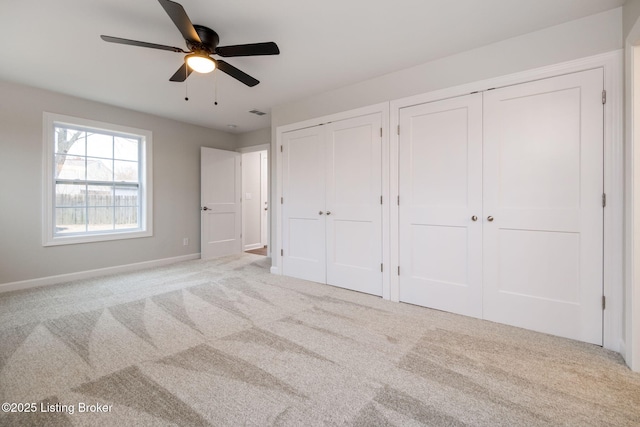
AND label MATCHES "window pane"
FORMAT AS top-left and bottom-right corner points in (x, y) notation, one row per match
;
(114, 137), (139, 161)
(115, 207), (139, 229)
(87, 157), (113, 181)
(47, 114), (150, 245)
(55, 155), (85, 180)
(56, 183), (86, 207)
(87, 185), (114, 206)
(115, 186), (138, 207)
(114, 160), (138, 182)
(55, 128), (85, 156)
(88, 207), (114, 231)
(87, 133), (113, 159)
(55, 208), (86, 234)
